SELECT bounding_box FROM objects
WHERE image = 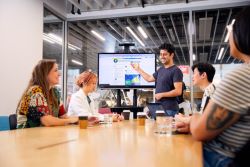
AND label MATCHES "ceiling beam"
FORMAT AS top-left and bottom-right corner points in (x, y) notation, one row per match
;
(69, 31), (100, 51)
(69, 23), (104, 49)
(109, 0), (116, 6)
(124, 0), (129, 6)
(112, 19), (141, 52)
(202, 11), (208, 55)
(106, 20), (123, 38)
(181, 13), (190, 52)
(67, 0), (250, 21)
(96, 20), (122, 43)
(159, 16), (172, 44)
(77, 22), (105, 43)
(148, 16), (163, 44)
(127, 18), (151, 52)
(208, 10), (220, 61)
(214, 9), (232, 63)
(94, 0), (103, 9)
(81, 0), (92, 9)
(170, 14), (186, 64)
(137, 17), (158, 48)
